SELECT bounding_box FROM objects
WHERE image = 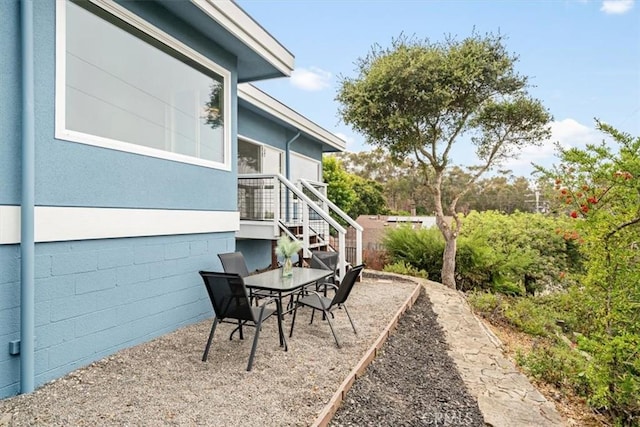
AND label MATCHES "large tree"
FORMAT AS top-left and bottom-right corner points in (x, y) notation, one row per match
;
(337, 33), (552, 288)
